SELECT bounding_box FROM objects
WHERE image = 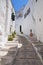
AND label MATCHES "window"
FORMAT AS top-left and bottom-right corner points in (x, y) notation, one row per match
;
(24, 8), (30, 18)
(27, 8), (30, 15)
